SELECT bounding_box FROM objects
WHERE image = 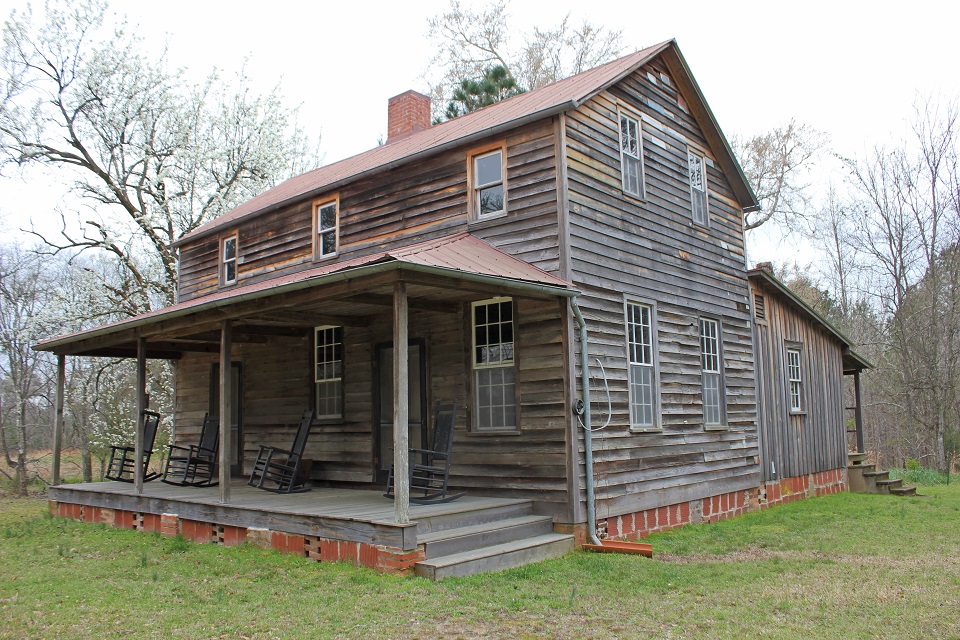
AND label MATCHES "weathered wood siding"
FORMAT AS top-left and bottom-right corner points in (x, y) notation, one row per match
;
(564, 59), (760, 518)
(751, 279), (847, 481)
(177, 121), (560, 301)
